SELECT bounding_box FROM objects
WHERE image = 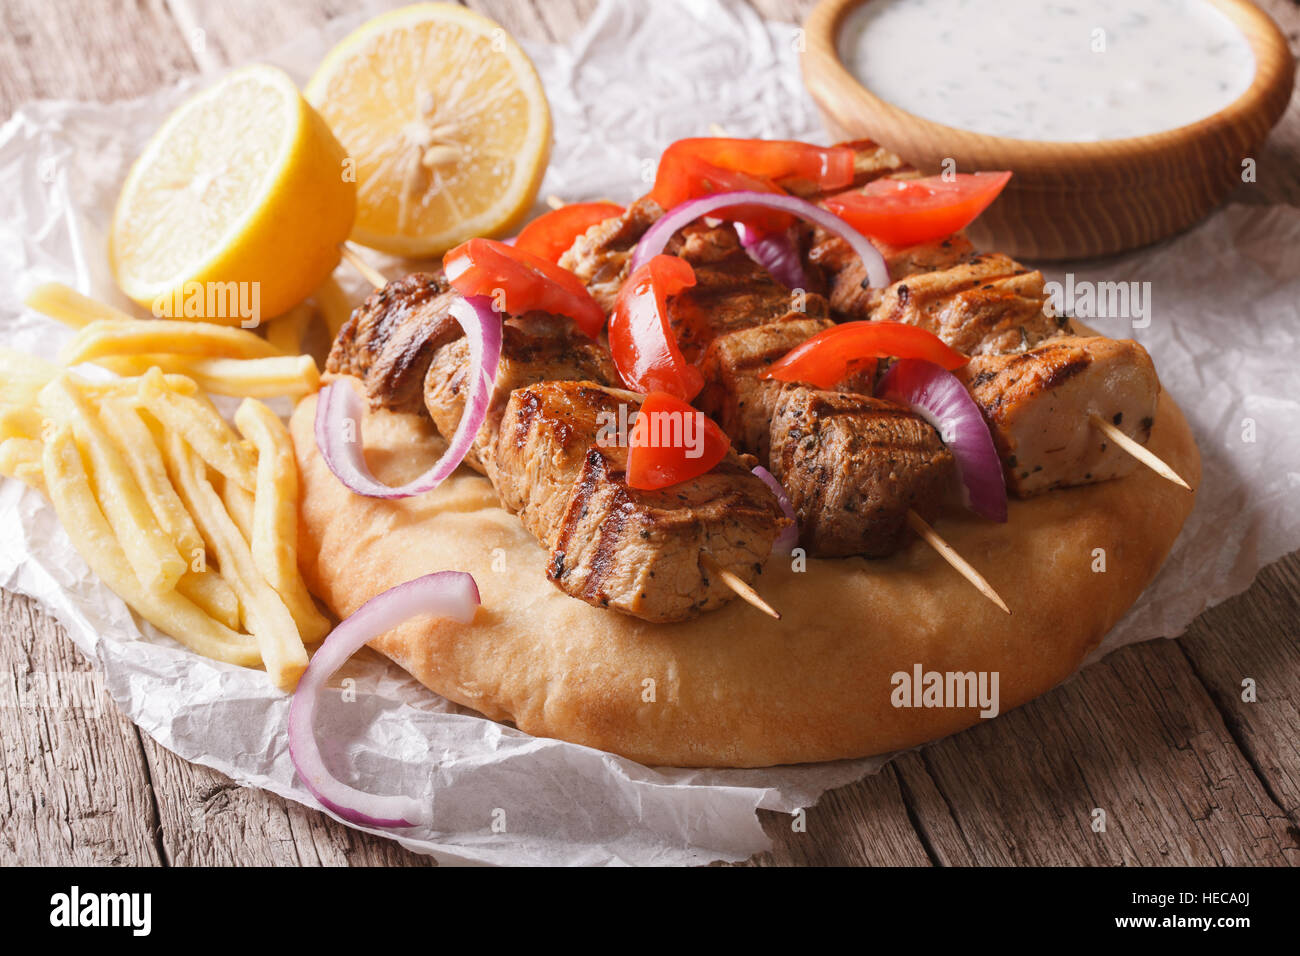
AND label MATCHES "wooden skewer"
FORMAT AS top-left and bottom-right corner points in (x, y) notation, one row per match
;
(1089, 414), (1191, 491)
(906, 510), (1010, 615)
(337, 247), (785, 620)
(700, 553), (780, 620)
(544, 194), (566, 210)
(338, 244), (390, 290)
